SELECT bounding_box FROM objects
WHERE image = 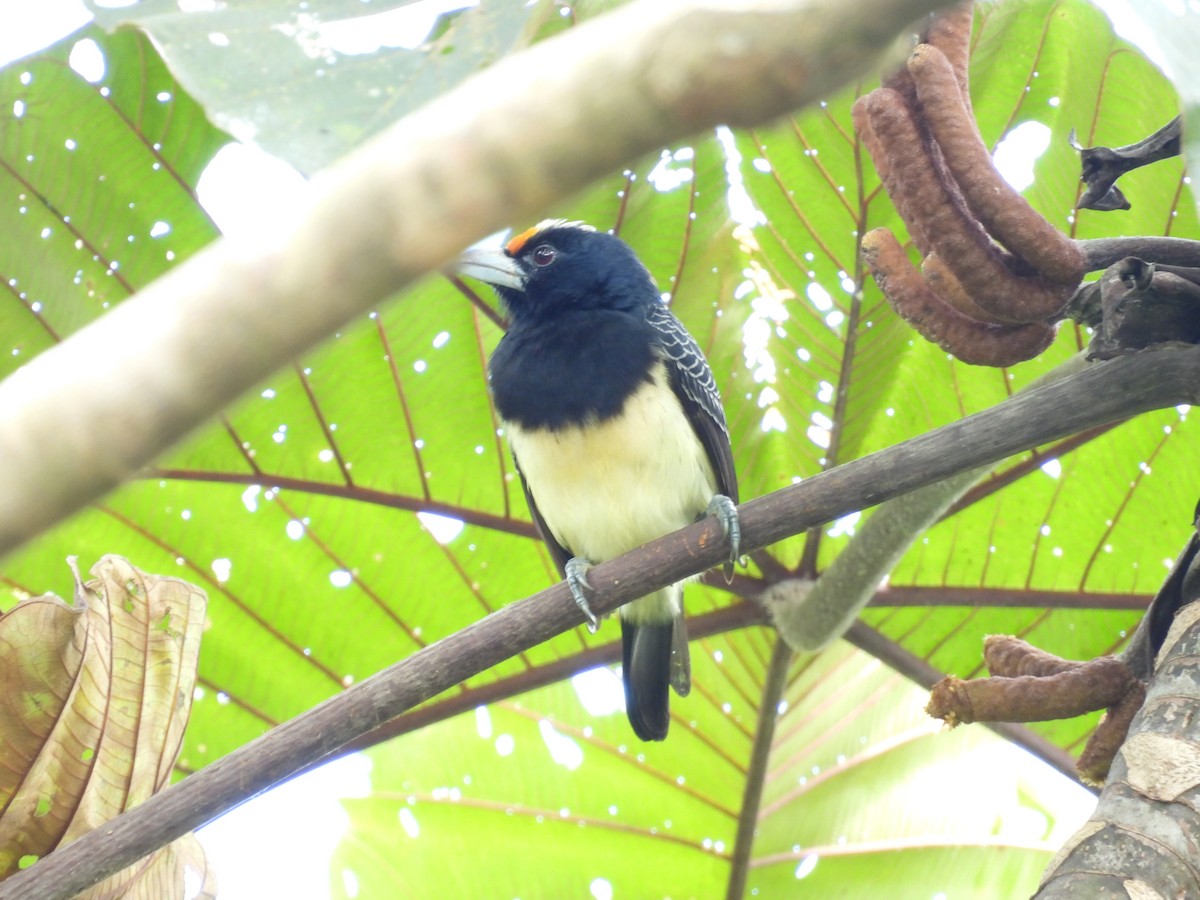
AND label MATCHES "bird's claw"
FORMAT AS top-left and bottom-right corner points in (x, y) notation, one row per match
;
(565, 557), (600, 633)
(707, 494), (741, 583)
